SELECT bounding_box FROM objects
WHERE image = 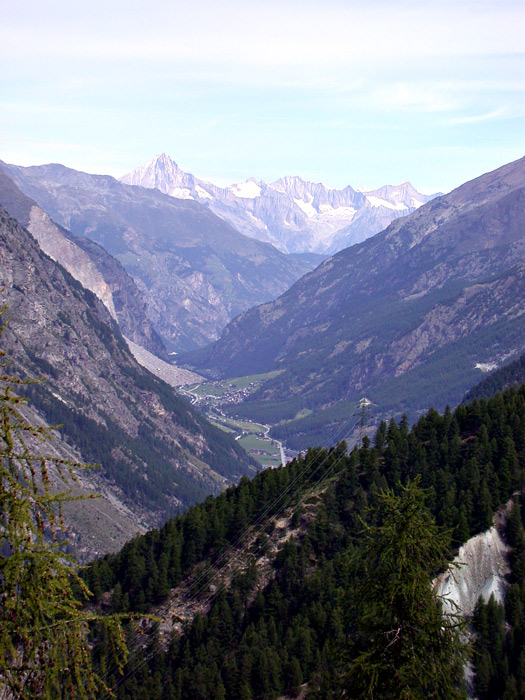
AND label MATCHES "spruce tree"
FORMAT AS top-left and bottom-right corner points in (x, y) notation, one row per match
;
(343, 478), (467, 699)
